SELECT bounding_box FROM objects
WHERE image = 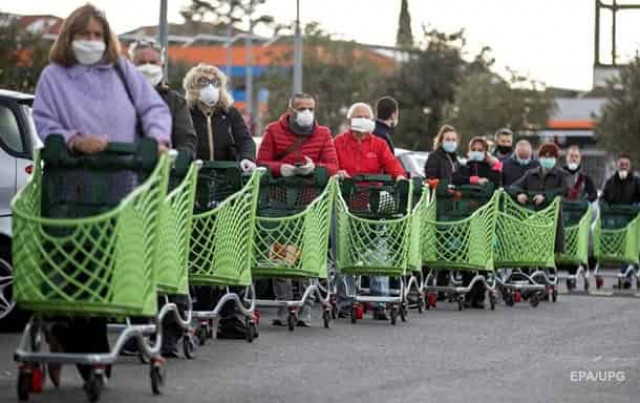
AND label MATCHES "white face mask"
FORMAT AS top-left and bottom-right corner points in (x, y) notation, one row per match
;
(199, 84), (220, 106)
(72, 40), (106, 65)
(619, 170), (629, 180)
(295, 110), (314, 128)
(350, 117), (375, 133)
(137, 63), (163, 87)
(567, 162), (579, 171)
